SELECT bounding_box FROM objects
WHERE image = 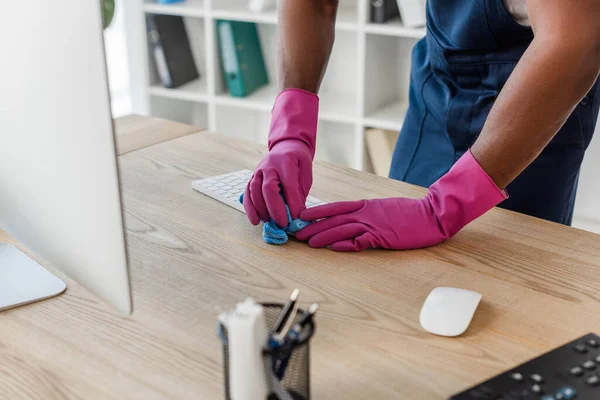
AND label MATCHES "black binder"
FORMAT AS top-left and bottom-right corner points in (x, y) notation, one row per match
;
(370, 0), (400, 23)
(146, 14), (199, 88)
